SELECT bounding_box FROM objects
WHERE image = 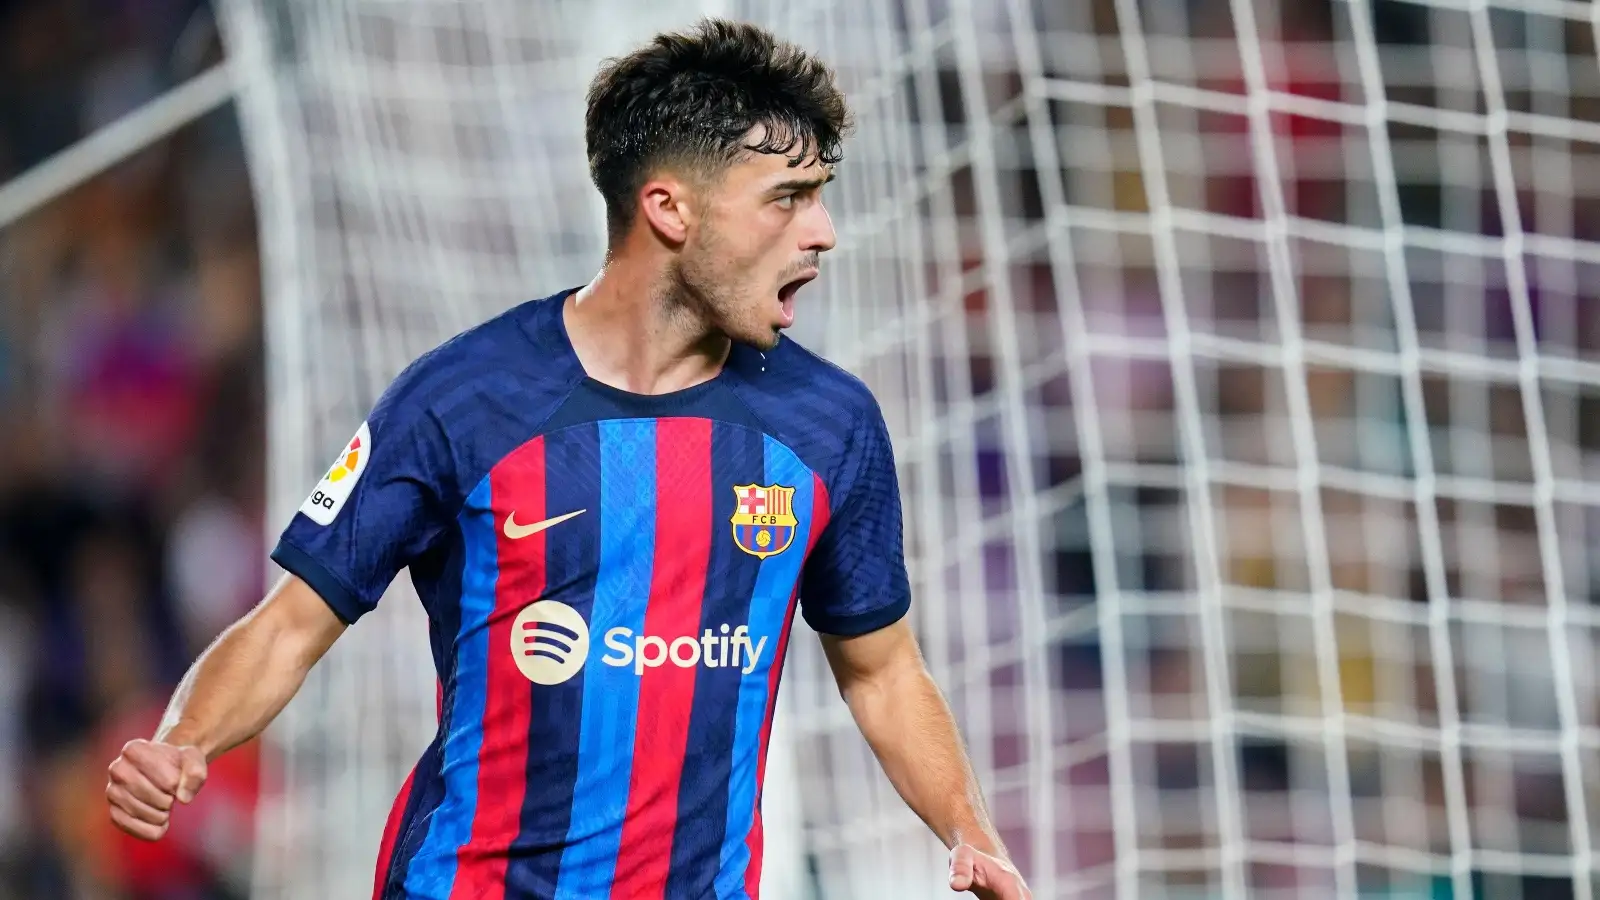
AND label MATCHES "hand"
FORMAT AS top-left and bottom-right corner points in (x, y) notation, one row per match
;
(105, 739), (208, 841)
(949, 842), (1031, 899)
